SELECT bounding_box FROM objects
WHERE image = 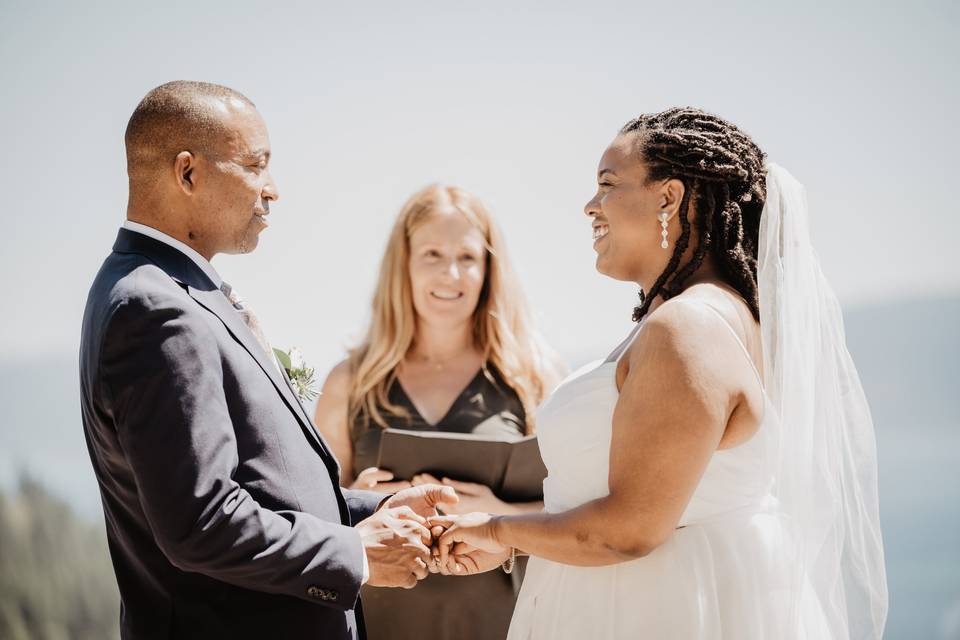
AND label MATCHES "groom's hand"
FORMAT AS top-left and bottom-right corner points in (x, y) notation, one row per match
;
(381, 483), (459, 519)
(356, 506), (433, 589)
